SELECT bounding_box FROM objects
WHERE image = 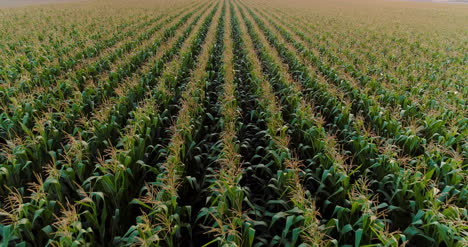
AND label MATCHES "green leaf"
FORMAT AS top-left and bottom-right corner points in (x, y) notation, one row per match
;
(42, 225), (54, 235)
(271, 212), (288, 228)
(355, 228), (363, 247)
(33, 209), (45, 224)
(341, 224), (353, 235)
